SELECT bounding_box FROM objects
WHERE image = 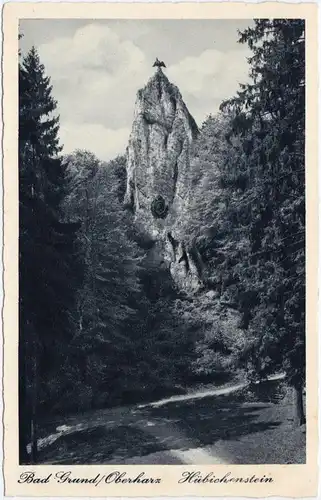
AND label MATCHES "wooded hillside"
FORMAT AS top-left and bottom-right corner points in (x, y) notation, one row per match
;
(19, 20), (306, 464)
